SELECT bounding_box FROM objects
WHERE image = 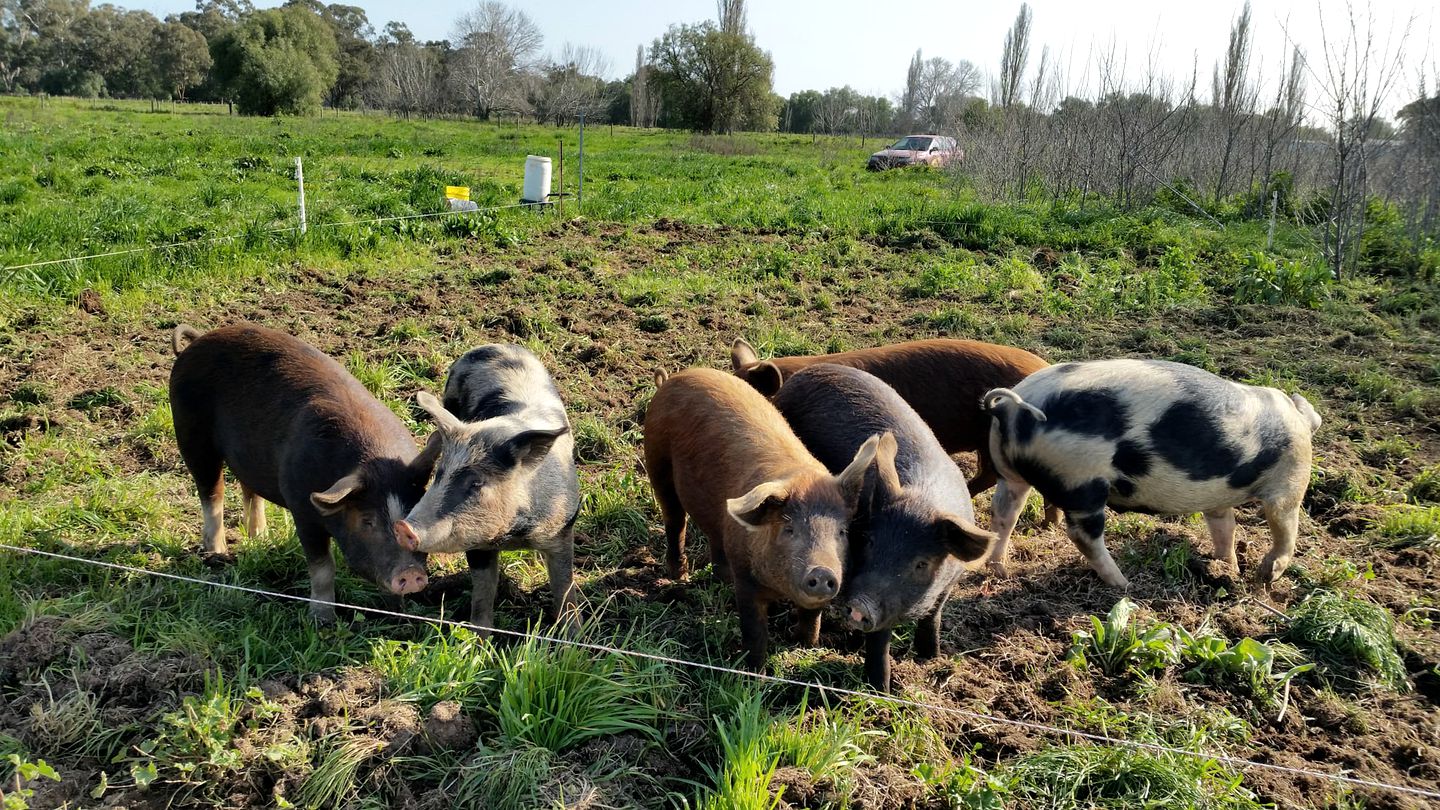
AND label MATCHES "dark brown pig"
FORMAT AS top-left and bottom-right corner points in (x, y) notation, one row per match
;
(731, 337), (1052, 516)
(644, 368), (879, 670)
(169, 323), (438, 622)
